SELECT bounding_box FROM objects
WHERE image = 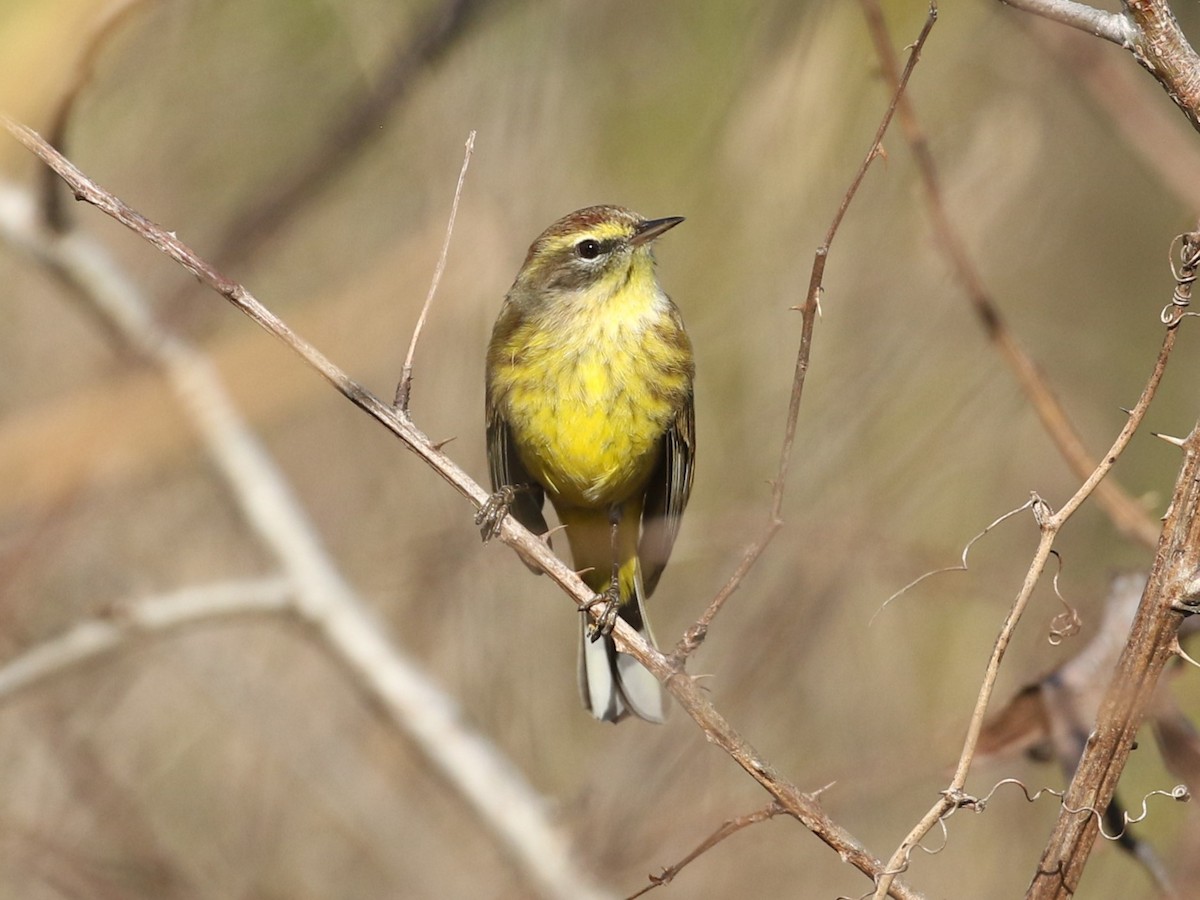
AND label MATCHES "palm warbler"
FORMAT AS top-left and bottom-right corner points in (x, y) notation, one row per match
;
(481, 205), (695, 723)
